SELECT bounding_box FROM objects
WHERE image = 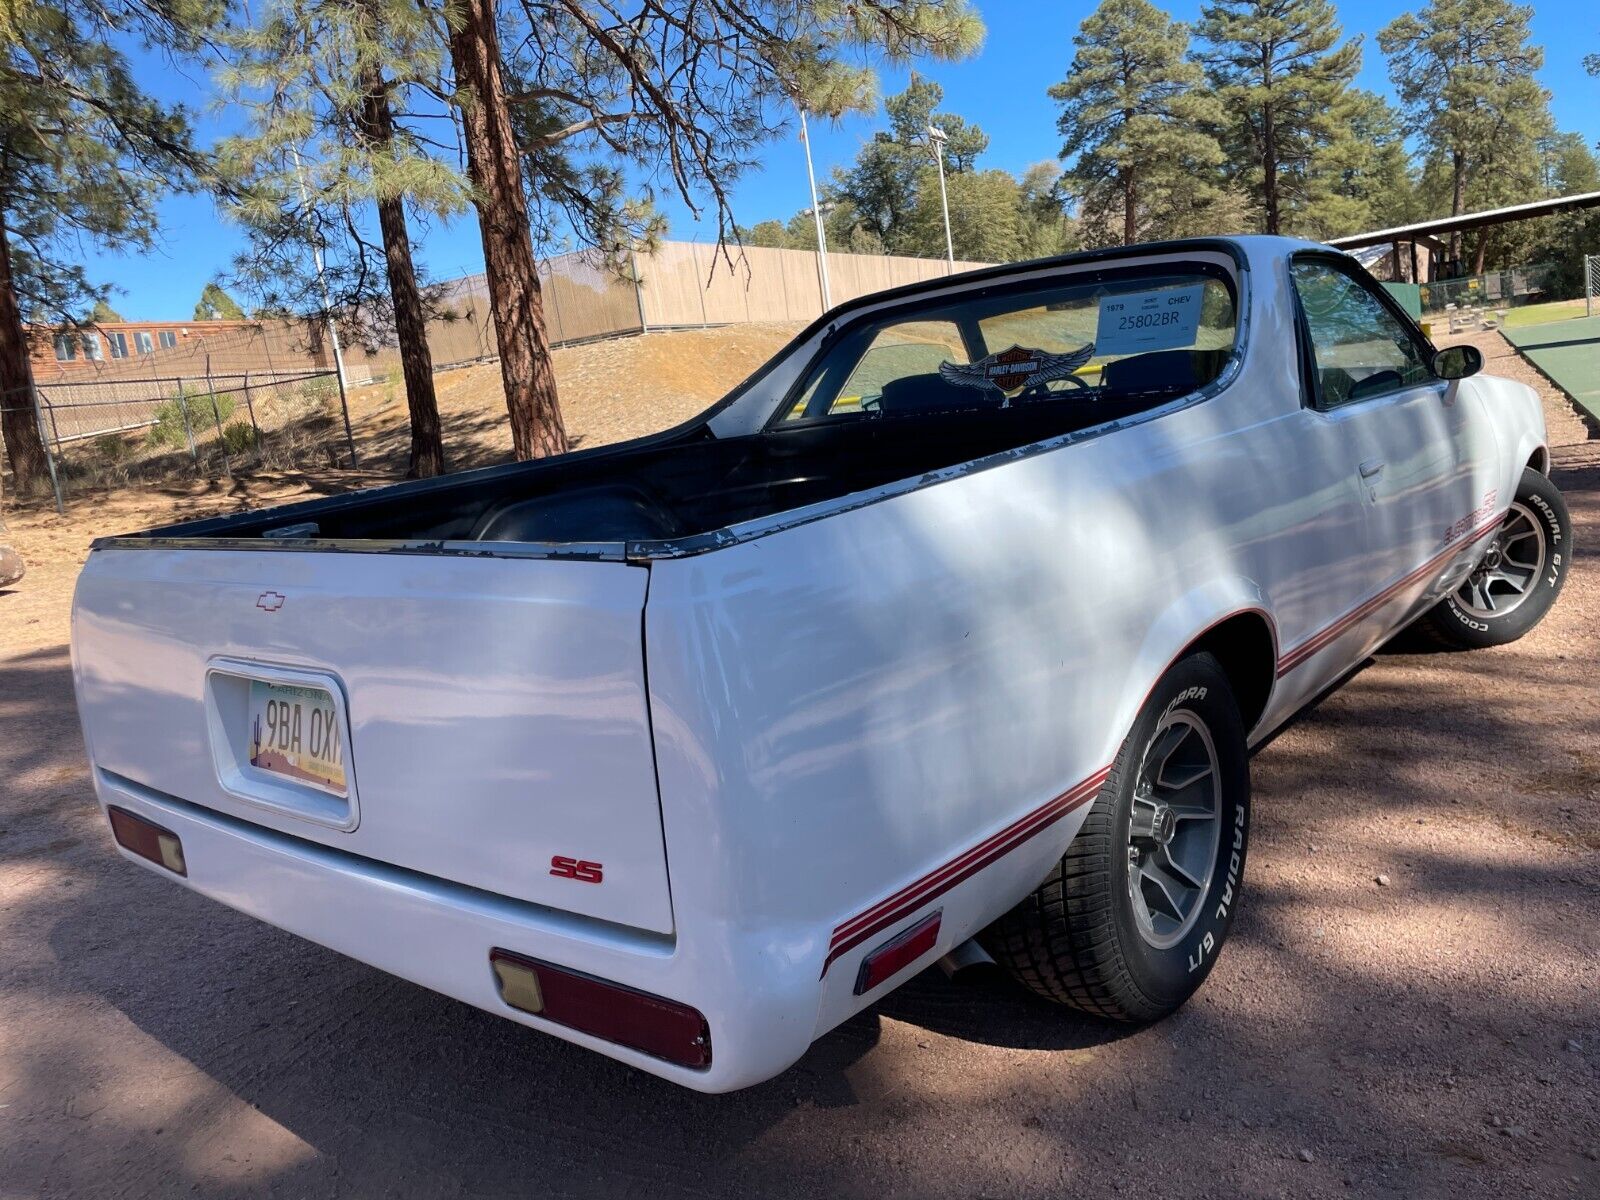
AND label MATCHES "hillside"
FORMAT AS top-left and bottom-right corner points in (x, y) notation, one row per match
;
(342, 321), (806, 474)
